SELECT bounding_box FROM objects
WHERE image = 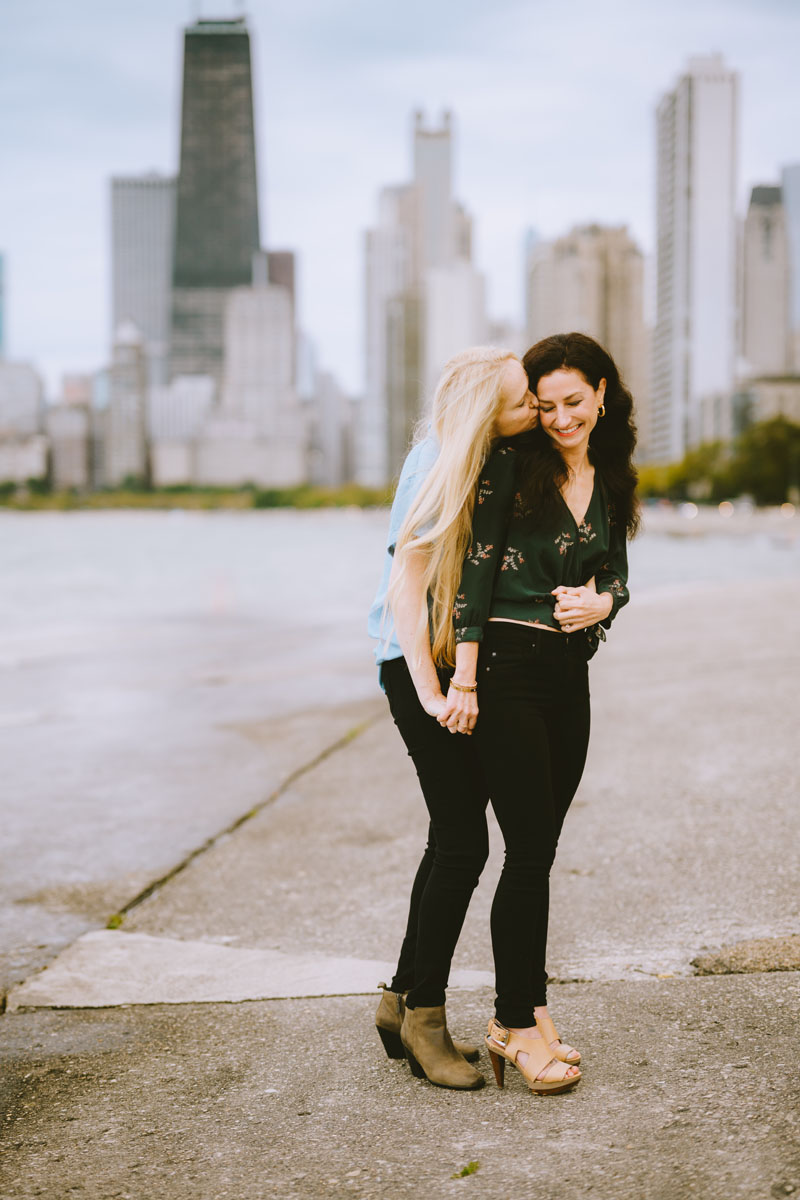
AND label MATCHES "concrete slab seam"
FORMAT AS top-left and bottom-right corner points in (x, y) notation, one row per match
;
(109, 710), (386, 924)
(0, 710), (387, 1018)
